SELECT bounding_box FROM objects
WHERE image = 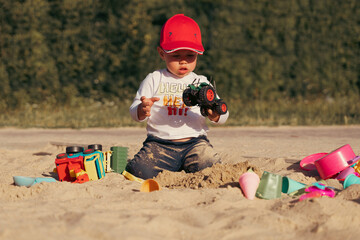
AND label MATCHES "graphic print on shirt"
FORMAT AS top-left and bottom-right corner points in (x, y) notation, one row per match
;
(158, 82), (190, 116)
